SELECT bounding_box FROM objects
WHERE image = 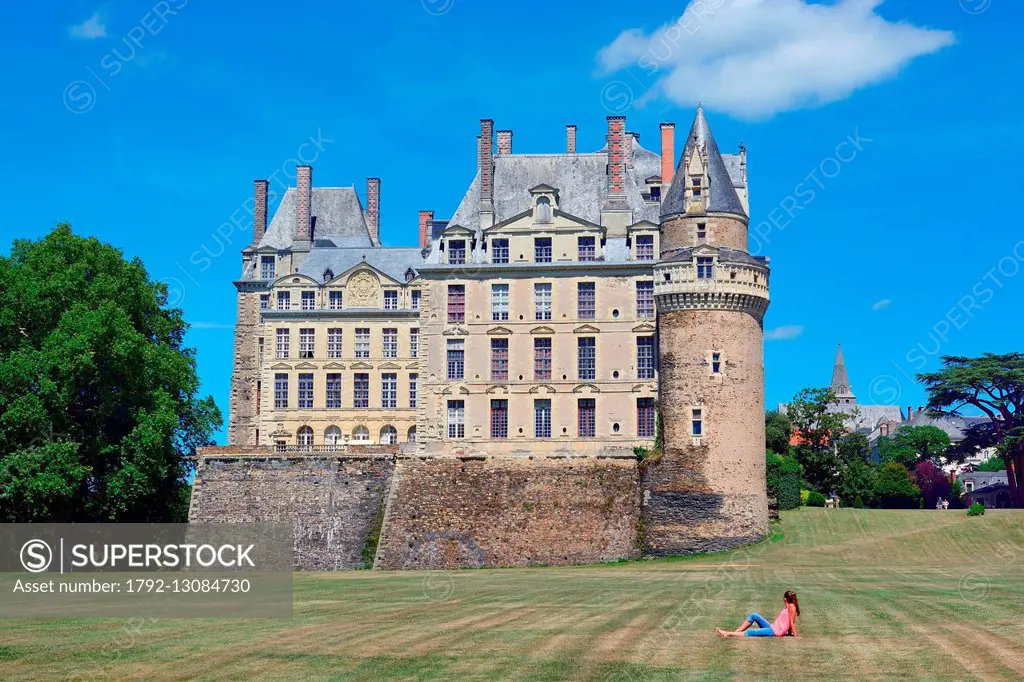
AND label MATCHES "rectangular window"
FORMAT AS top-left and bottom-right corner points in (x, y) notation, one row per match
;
(534, 338), (552, 381)
(299, 328), (315, 359)
(448, 239), (466, 265)
(578, 236), (596, 262)
(637, 336), (656, 380)
(578, 337), (596, 381)
(381, 373), (397, 409)
(697, 257), (714, 280)
(534, 283), (552, 320)
(636, 234), (655, 261)
(447, 339), (465, 380)
(491, 239), (509, 264)
(577, 282), (596, 320)
(447, 400), (465, 439)
(275, 328), (290, 359)
(692, 178), (702, 197)
(491, 399), (508, 439)
(301, 291), (316, 311)
(491, 338), (509, 382)
(354, 374), (370, 408)
(355, 328), (370, 358)
(578, 399), (596, 438)
(534, 400), (552, 439)
(327, 328), (343, 359)
(411, 290), (421, 311)
(260, 256), (276, 281)
(277, 291), (290, 311)
(410, 328), (419, 358)
(535, 238), (552, 263)
(636, 281), (654, 318)
(491, 283), (509, 321)
(274, 373), (288, 409)
(382, 328), (398, 358)
(712, 352), (721, 374)
(697, 222), (707, 241)
(384, 290), (398, 310)
(258, 337), (264, 365)
(328, 291), (343, 310)
(409, 373), (418, 408)
(638, 398), (656, 438)
(260, 294), (269, 310)
(298, 373), (314, 409)
(326, 373), (342, 409)
(692, 408), (703, 436)
(448, 285), (465, 322)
